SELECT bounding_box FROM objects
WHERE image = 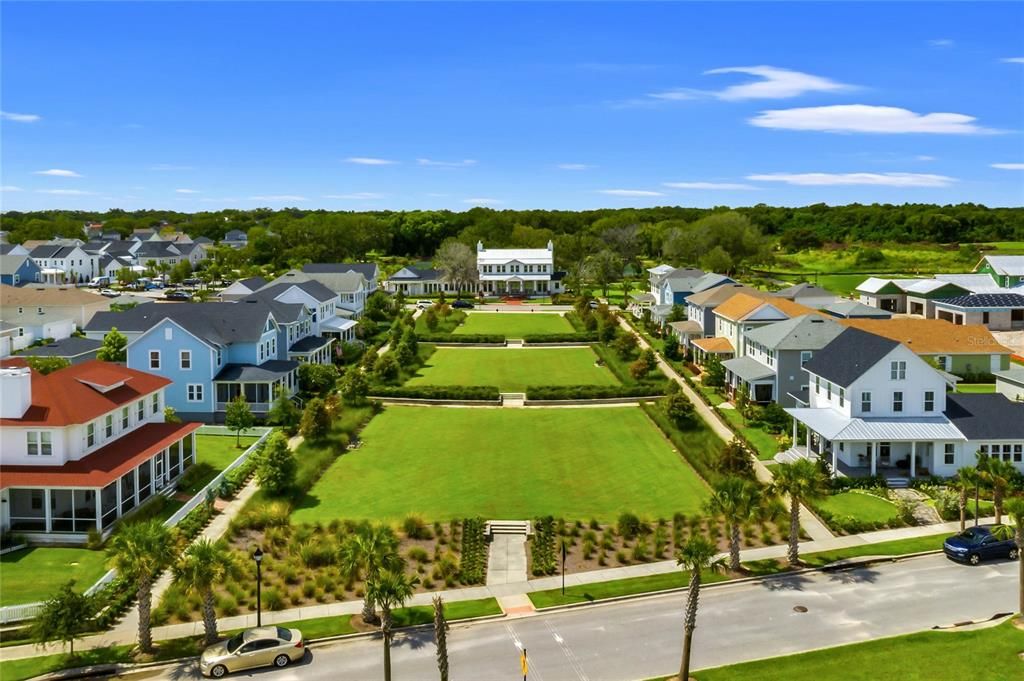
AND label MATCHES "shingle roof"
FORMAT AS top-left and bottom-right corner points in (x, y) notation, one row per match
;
(802, 327), (900, 388)
(0, 254), (34, 275)
(714, 292), (774, 321)
(254, 279), (338, 303)
(744, 314), (844, 351)
(933, 293), (1024, 309)
(839, 318), (1013, 355)
(289, 335), (333, 353)
(267, 269), (364, 294)
(302, 263), (379, 279)
(388, 266), (442, 281)
(691, 337), (735, 353)
(20, 337), (103, 358)
(237, 276), (268, 290)
(773, 283), (834, 300)
(822, 300), (892, 319)
(215, 360), (299, 381)
(945, 393), (1024, 439)
(0, 284), (109, 307)
(85, 301), (274, 345)
(684, 284), (763, 308)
